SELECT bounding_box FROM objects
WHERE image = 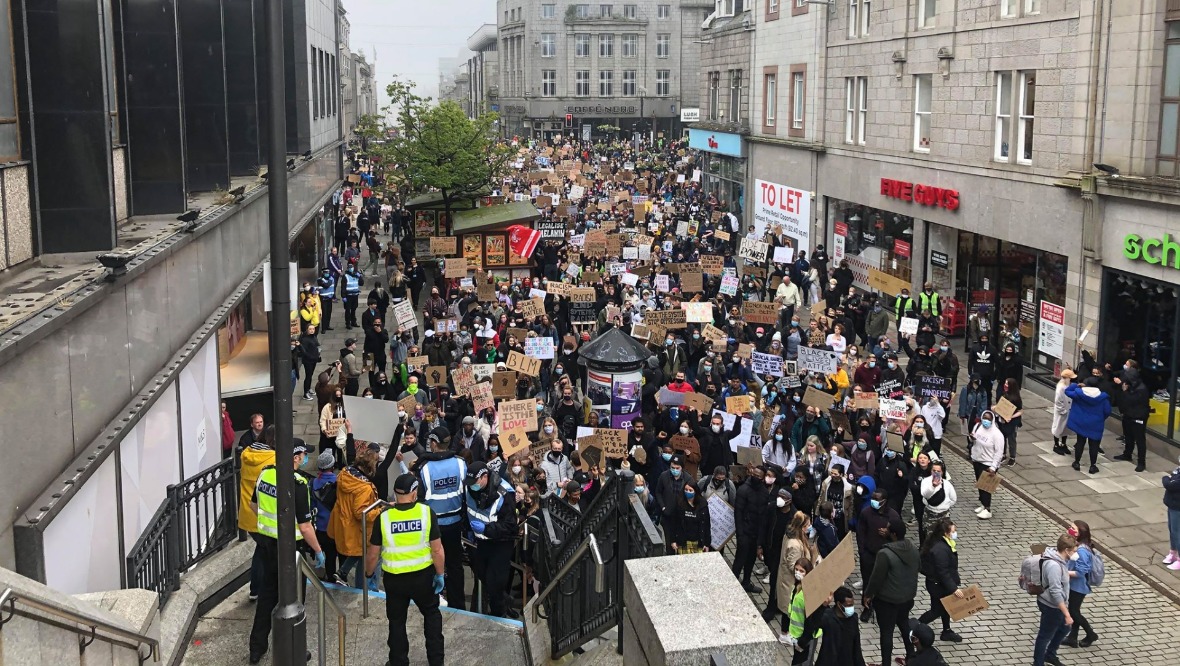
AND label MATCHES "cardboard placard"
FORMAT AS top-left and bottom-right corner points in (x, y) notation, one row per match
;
(725, 395), (751, 415)
(735, 445), (763, 467)
(577, 442), (604, 472)
(326, 418), (346, 435)
(425, 366), (448, 387)
(682, 302), (713, 323)
(500, 428), (531, 459)
(471, 381), (496, 414)
(507, 327), (531, 343)
(802, 387), (835, 411)
(682, 392), (716, 413)
(742, 301), (779, 325)
(492, 371), (518, 398)
(941, 584), (990, 622)
(444, 258), (467, 278)
(992, 397), (1018, 422)
(802, 534), (856, 615)
(596, 428), (628, 459)
(430, 237), (458, 256)
(644, 308), (688, 329)
(680, 267), (703, 292)
(886, 431), (906, 453)
(507, 350), (542, 377)
(915, 375), (954, 400)
(452, 365), (477, 395)
(975, 470), (1002, 493)
(499, 398), (538, 432)
(736, 343), (754, 359)
(405, 355), (429, 371)
(829, 409), (851, 434)
(477, 280), (496, 302)
(853, 391), (879, 409)
(519, 297), (547, 319)
(700, 255), (724, 274)
(715, 230), (731, 241)
(393, 300), (418, 330)
(738, 237), (769, 263)
(701, 323), (728, 347)
(397, 394), (420, 415)
(631, 323), (650, 340)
